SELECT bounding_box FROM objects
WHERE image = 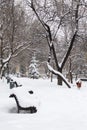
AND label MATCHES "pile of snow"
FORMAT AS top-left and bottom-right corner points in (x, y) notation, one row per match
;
(10, 87), (40, 108)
